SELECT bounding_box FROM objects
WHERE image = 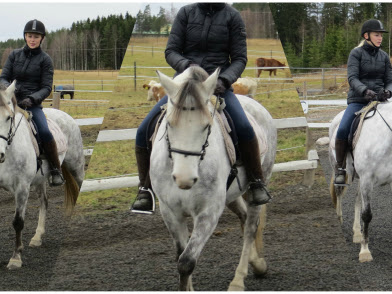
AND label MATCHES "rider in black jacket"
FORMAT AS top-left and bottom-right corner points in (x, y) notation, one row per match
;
(131, 3), (271, 213)
(334, 19), (392, 184)
(0, 19), (64, 186)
